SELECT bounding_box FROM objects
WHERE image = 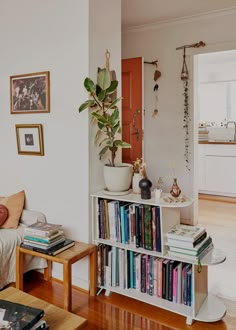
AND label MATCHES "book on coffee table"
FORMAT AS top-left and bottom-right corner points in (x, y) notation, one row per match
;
(0, 299), (44, 330)
(21, 238), (75, 256)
